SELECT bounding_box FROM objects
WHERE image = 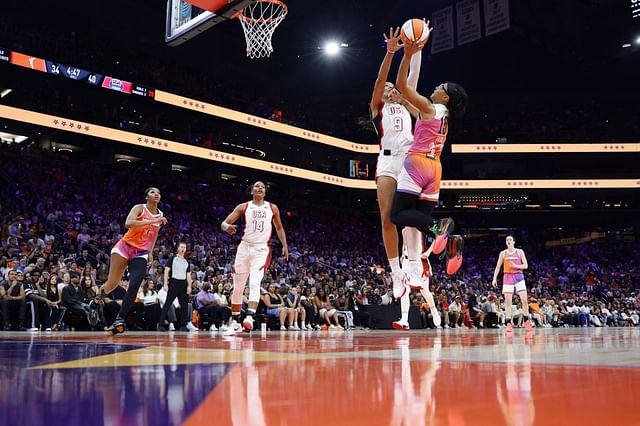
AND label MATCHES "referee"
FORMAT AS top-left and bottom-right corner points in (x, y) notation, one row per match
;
(159, 242), (192, 331)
